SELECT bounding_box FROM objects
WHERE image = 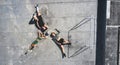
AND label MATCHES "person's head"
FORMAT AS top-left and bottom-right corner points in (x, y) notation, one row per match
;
(50, 32), (56, 37)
